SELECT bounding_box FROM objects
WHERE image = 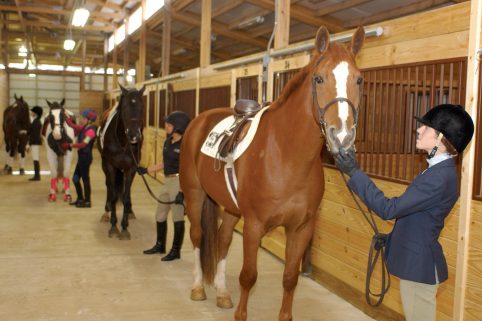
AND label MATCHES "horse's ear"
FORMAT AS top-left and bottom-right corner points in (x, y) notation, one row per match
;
(20, 96), (24, 101)
(350, 26), (365, 56)
(14, 94), (18, 100)
(314, 26), (330, 56)
(139, 85), (146, 95)
(46, 100), (52, 108)
(119, 83), (128, 95)
(60, 98), (65, 107)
